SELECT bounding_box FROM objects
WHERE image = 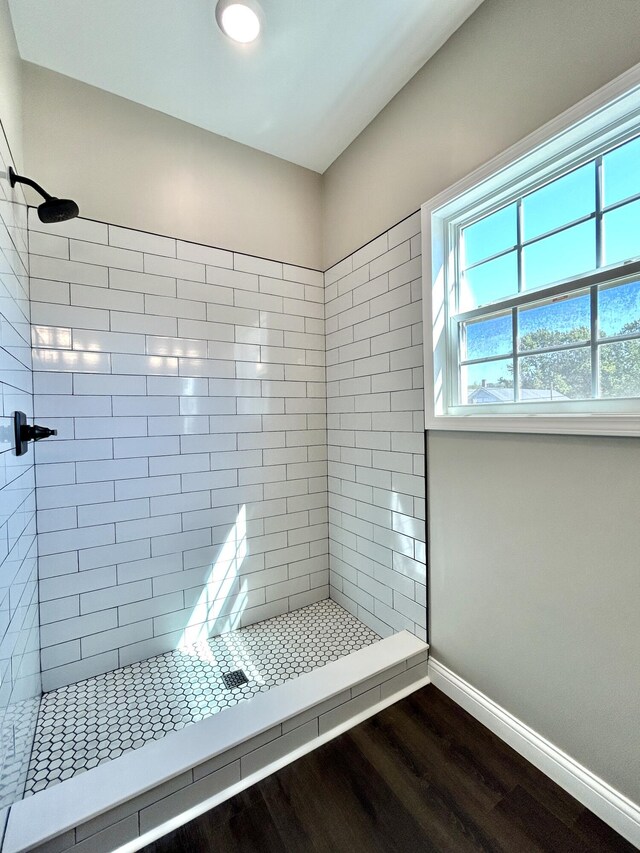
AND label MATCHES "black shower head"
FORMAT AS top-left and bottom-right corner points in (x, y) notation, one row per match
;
(8, 167), (79, 223)
(37, 197), (80, 224)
